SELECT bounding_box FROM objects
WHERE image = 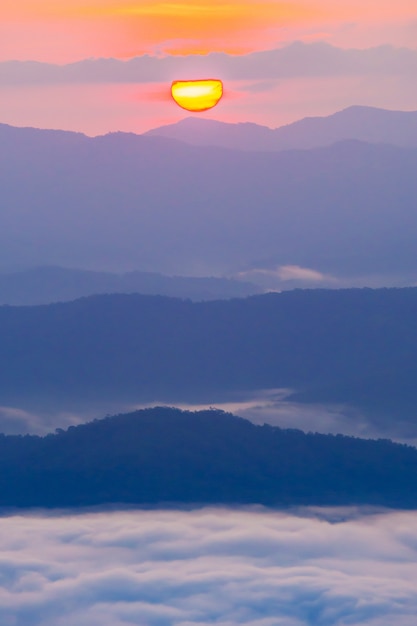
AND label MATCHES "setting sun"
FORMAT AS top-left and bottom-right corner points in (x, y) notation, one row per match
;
(171, 79), (223, 112)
